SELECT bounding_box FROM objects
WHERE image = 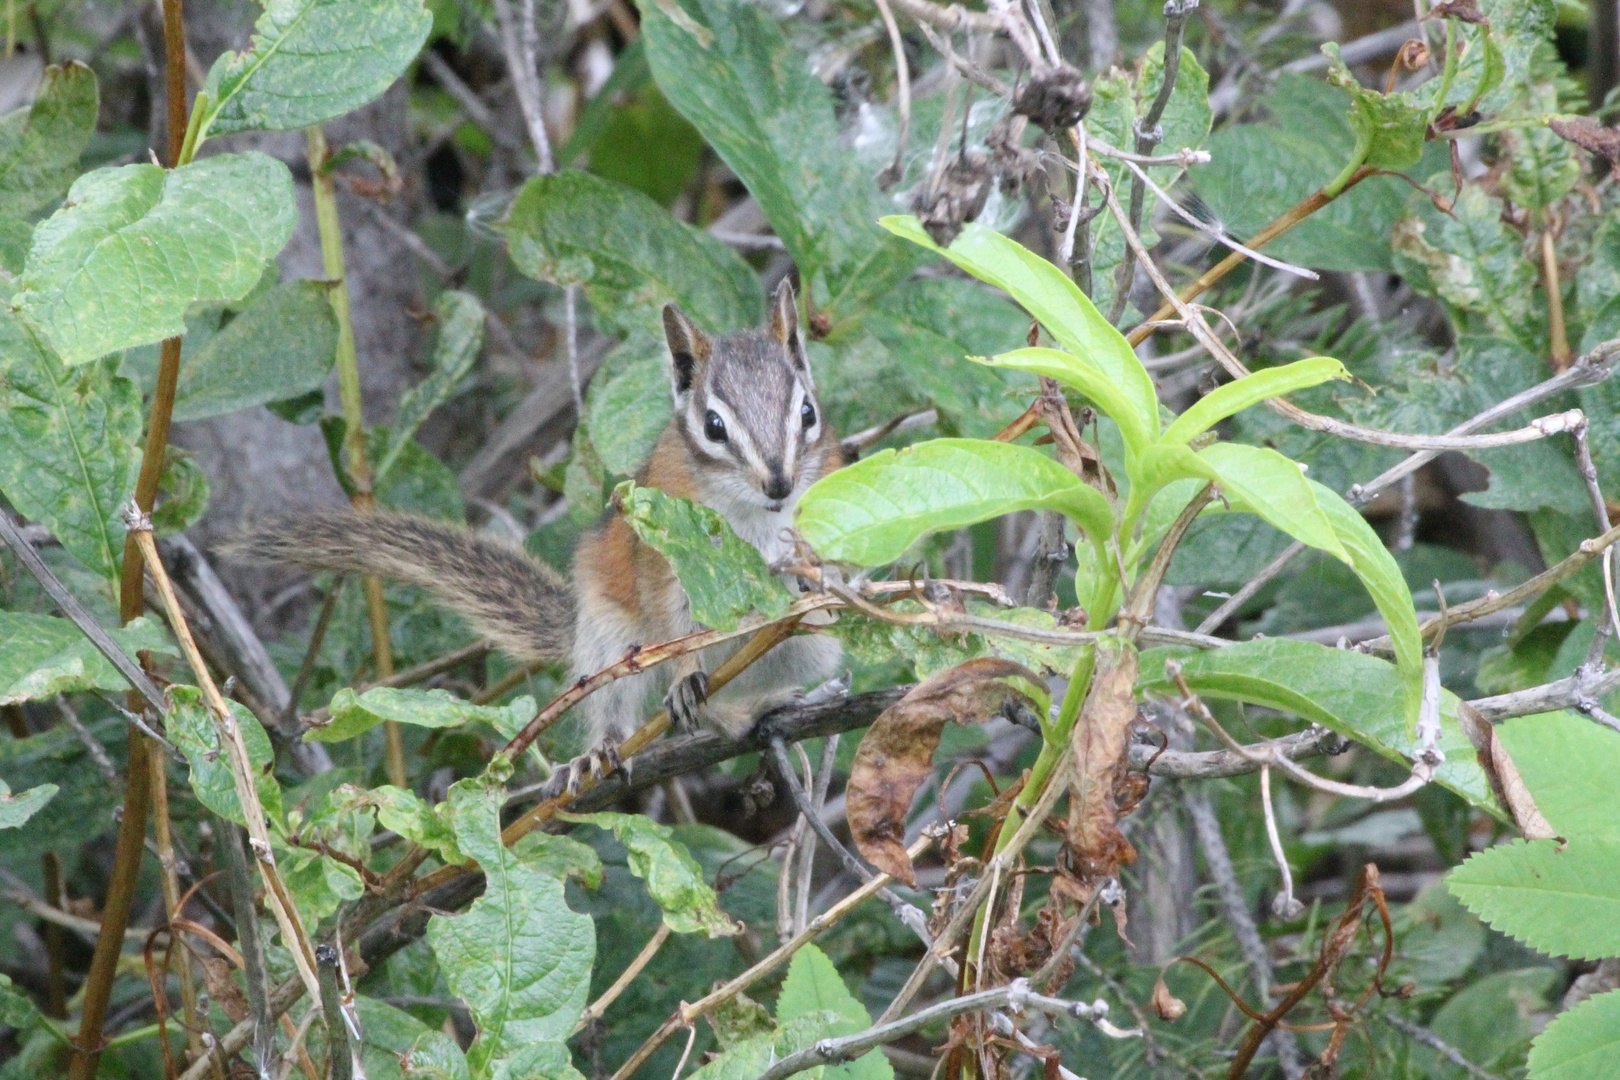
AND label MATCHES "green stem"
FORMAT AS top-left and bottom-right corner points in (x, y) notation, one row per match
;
(306, 124), (405, 787)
